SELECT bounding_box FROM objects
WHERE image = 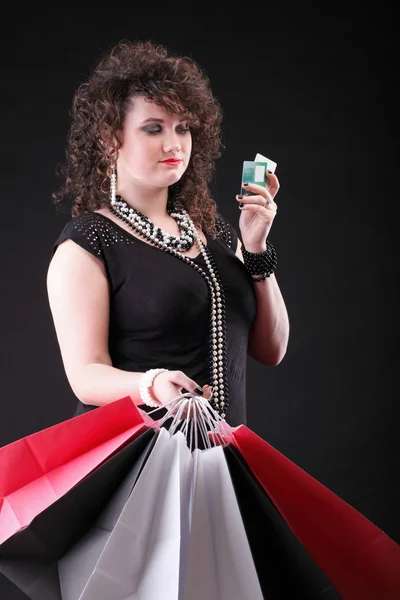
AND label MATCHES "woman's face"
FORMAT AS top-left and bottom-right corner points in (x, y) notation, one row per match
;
(116, 95), (192, 191)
